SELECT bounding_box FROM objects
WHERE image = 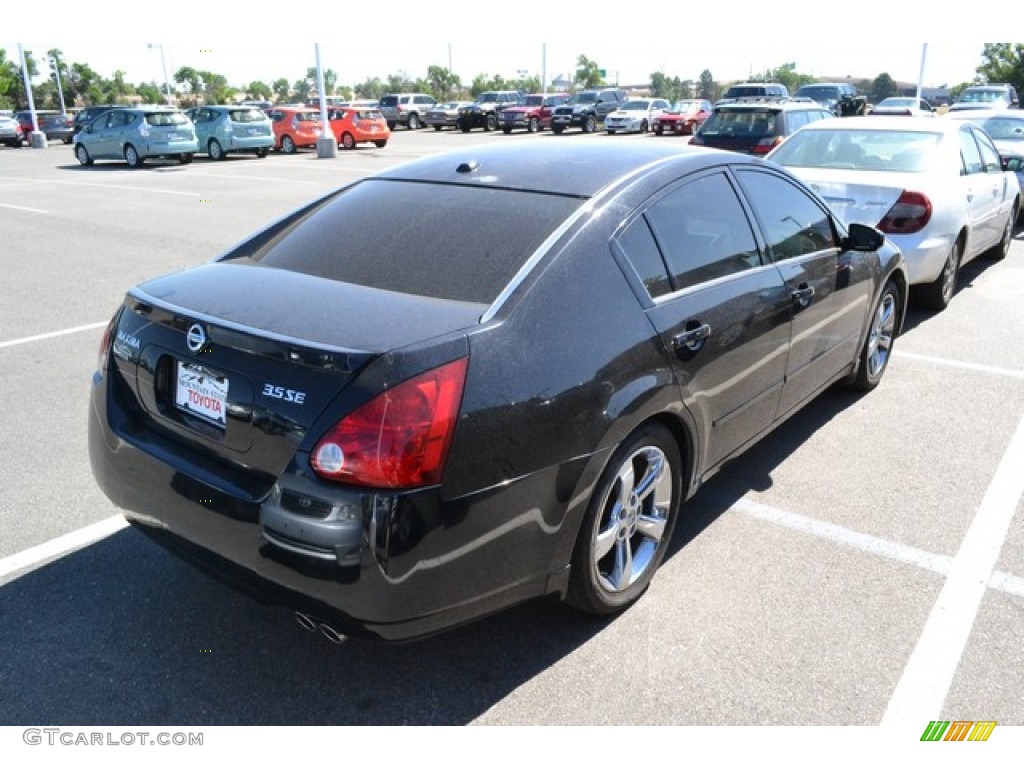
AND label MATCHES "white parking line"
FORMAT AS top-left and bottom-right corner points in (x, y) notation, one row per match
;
(0, 515), (128, 581)
(0, 321), (108, 350)
(882, 413), (1024, 727)
(894, 350), (1024, 380)
(731, 498), (954, 575)
(0, 202), (48, 213)
(2, 176), (201, 198)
